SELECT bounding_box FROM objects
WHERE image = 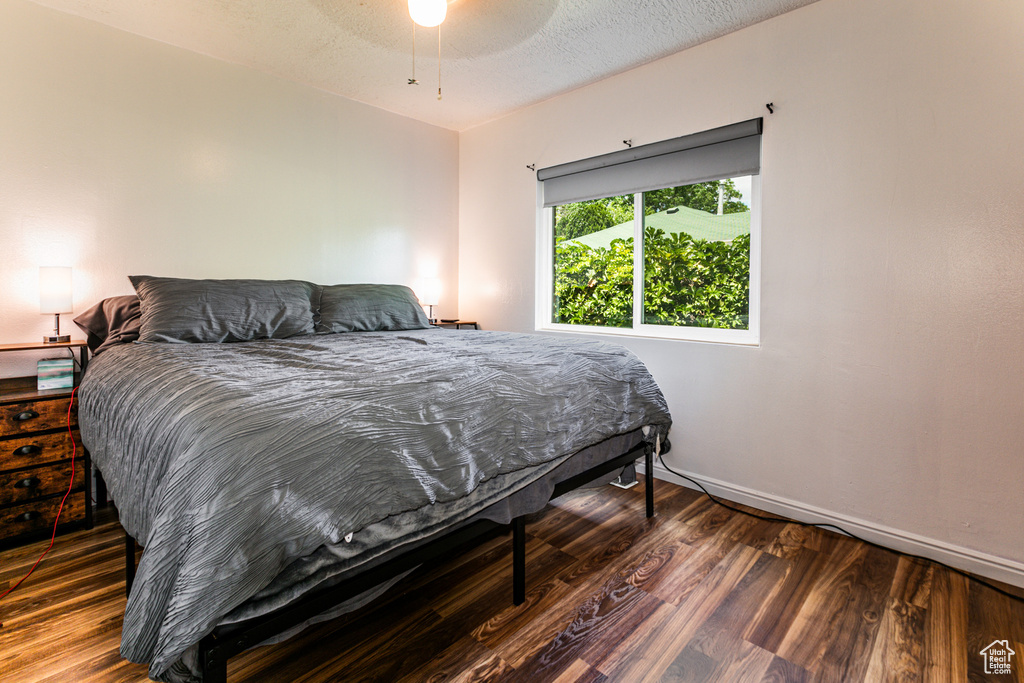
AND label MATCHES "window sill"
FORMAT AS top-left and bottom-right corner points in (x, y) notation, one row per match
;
(535, 322), (760, 346)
